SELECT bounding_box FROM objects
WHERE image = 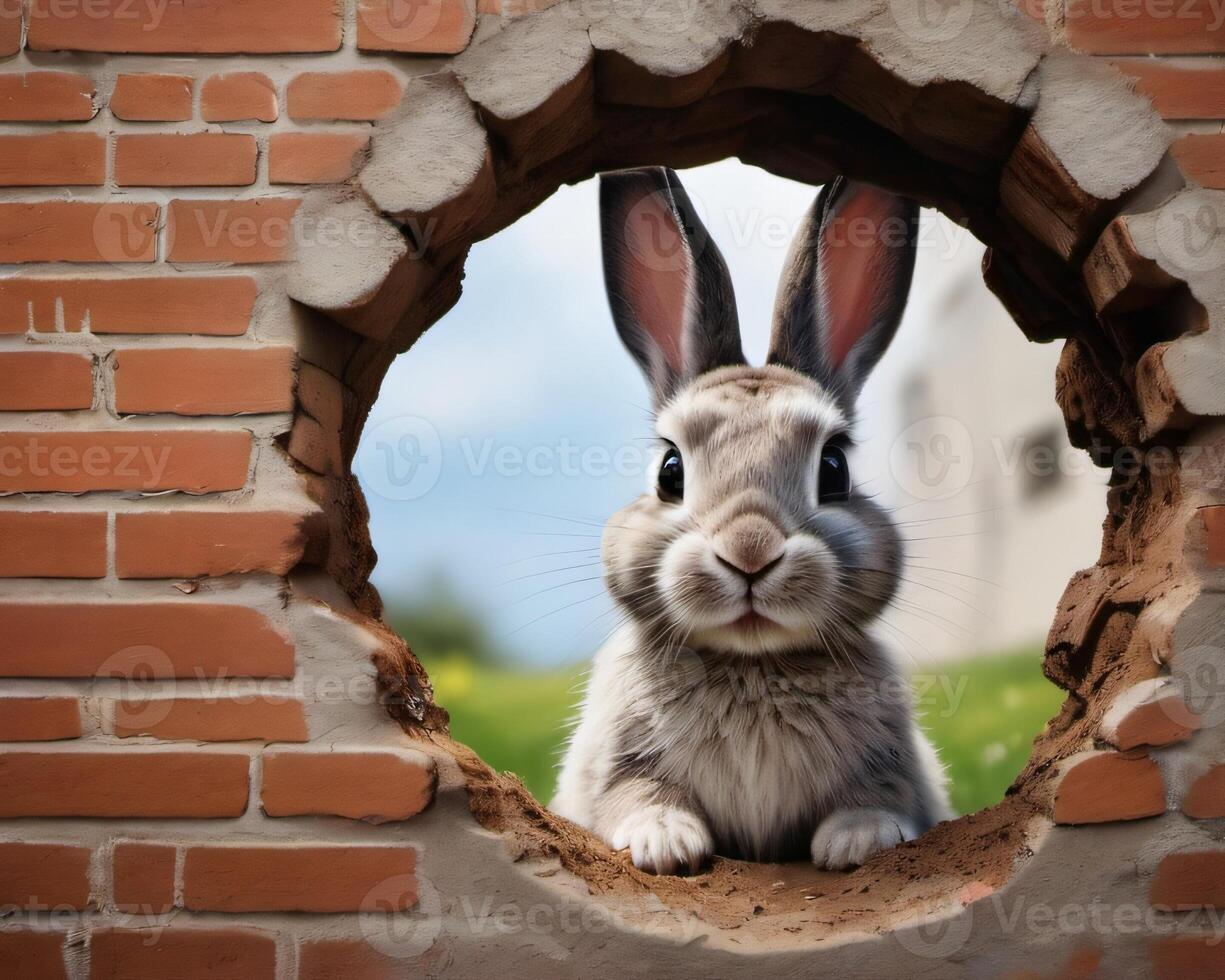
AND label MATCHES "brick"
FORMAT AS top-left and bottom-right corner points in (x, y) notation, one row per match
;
(0, 603), (294, 679)
(0, 750), (249, 817)
(115, 696), (308, 743)
(0, 352), (94, 410)
(1053, 752), (1166, 824)
(201, 72), (277, 122)
(1066, 1), (1225, 54)
(357, 0), (476, 54)
(116, 510), (313, 579)
(183, 845), (417, 912)
(297, 362), (346, 432)
(1151, 851), (1225, 909)
(0, 0), (20, 57)
(1110, 694), (1200, 750)
(1173, 134), (1225, 190)
(0, 512), (105, 579)
(0, 276), (257, 336)
(1152, 935), (1225, 979)
(89, 928), (276, 980)
(167, 198), (301, 264)
(1114, 59), (1225, 120)
(1207, 507), (1225, 565)
(0, 930), (67, 980)
(115, 133), (256, 187)
(299, 940), (401, 980)
(114, 347), (295, 416)
(0, 202), (157, 263)
(0, 843), (91, 910)
(287, 71), (402, 121)
(0, 134), (104, 186)
(288, 414), (343, 475)
(112, 842), (176, 914)
(0, 697), (81, 740)
(262, 750), (435, 822)
(0, 72), (95, 121)
(1184, 765), (1225, 817)
(110, 74), (192, 121)
(0, 431), (251, 493)
(269, 132), (369, 184)
(28, 0), (341, 54)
